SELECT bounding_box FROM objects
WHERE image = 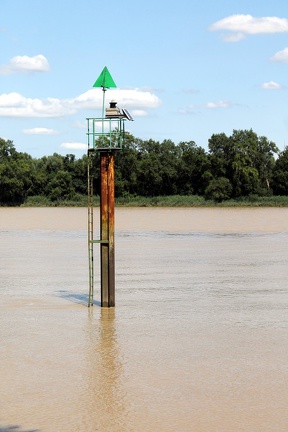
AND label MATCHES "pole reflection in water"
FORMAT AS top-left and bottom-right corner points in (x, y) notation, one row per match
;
(82, 308), (129, 431)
